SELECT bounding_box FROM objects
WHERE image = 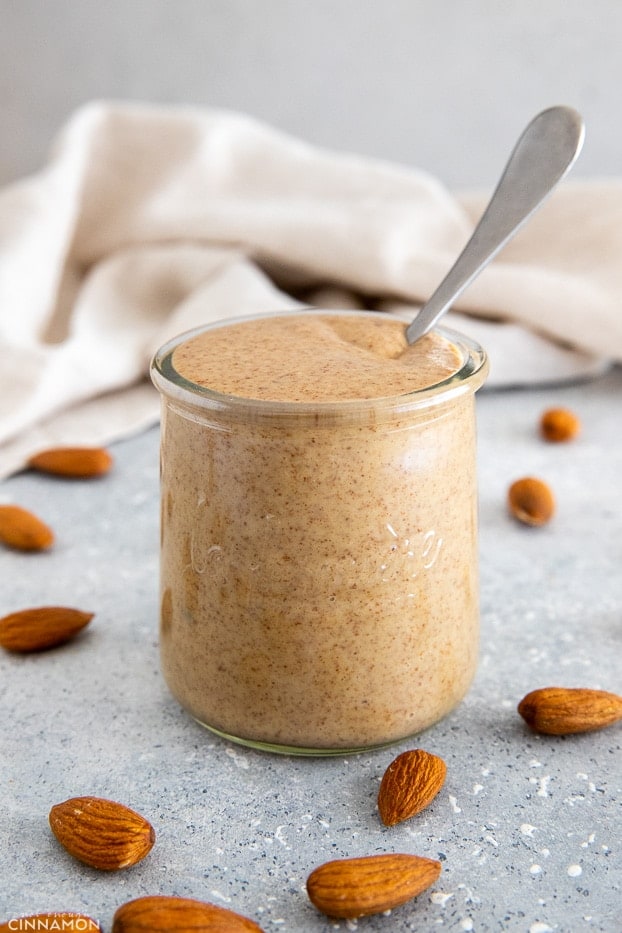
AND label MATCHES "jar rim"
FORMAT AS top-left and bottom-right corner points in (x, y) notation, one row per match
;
(150, 309), (488, 420)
